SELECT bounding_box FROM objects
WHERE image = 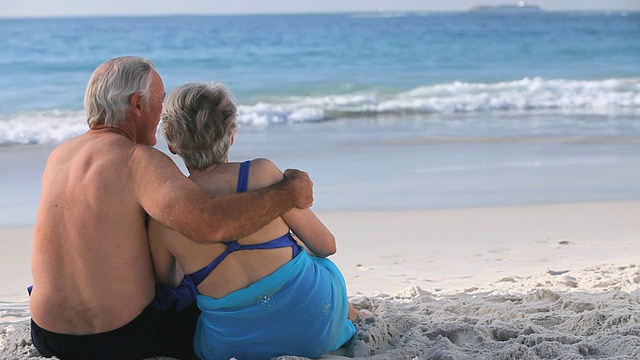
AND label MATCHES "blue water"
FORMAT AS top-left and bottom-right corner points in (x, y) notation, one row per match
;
(0, 12), (639, 225)
(0, 12), (639, 138)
